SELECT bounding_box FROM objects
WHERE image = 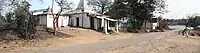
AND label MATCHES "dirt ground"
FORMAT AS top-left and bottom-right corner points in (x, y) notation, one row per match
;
(0, 27), (137, 52)
(100, 33), (200, 53)
(1, 28), (200, 53)
(135, 36), (200, 53)
(47, 28), (138, 47)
